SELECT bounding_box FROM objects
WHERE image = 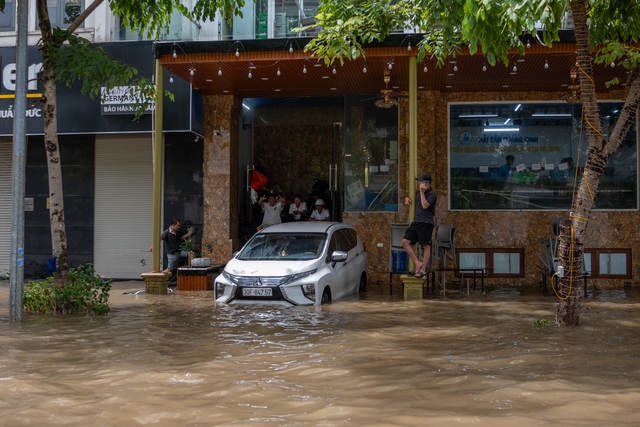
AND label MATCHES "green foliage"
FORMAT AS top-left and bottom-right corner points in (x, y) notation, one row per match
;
(532, 319), (552, 327)
(23, 264), (112, 316)
(304, 0), (640, 71)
